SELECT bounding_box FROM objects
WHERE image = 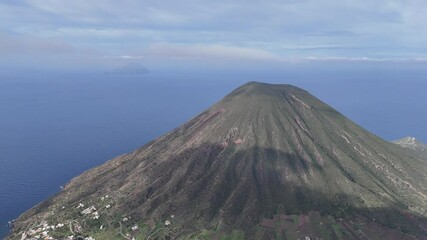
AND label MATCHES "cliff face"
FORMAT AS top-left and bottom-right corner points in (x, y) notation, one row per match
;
(8, 82), (427, 239)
